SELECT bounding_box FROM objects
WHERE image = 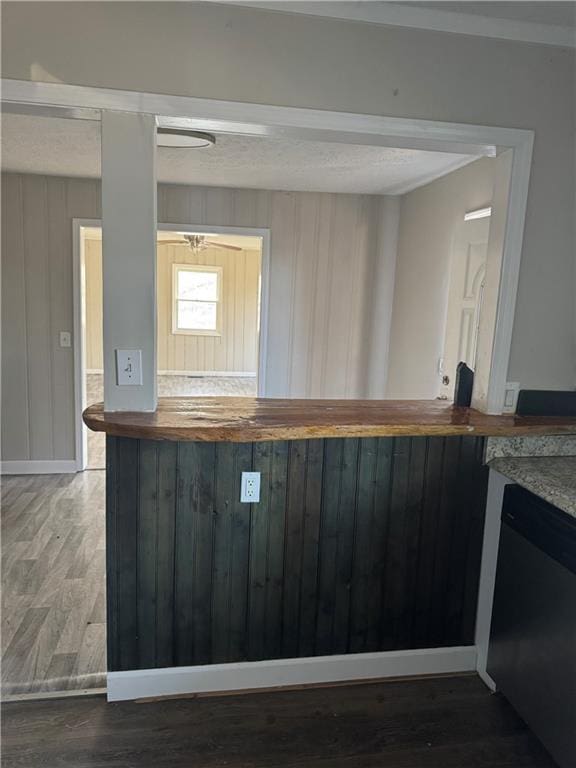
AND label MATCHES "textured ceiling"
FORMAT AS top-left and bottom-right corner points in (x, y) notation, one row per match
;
(1, 114), (478, 195)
